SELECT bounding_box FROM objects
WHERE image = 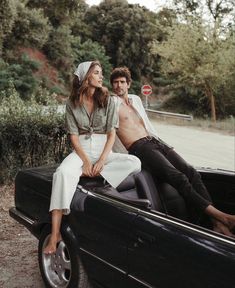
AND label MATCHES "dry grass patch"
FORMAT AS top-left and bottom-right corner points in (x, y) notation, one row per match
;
(148, 114), (235, 136)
